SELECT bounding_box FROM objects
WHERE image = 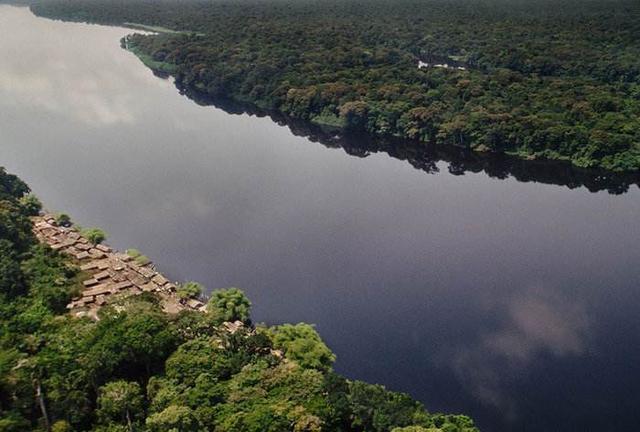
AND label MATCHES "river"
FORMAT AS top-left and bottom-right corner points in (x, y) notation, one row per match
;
(2, 6), (640, 431)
